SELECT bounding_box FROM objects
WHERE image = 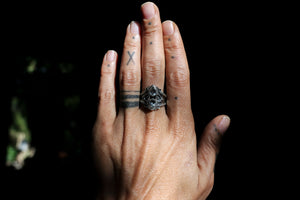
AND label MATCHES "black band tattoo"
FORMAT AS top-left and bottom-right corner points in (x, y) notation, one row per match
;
(120, 90), (139, 108)
(127, 51), (135, 65)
